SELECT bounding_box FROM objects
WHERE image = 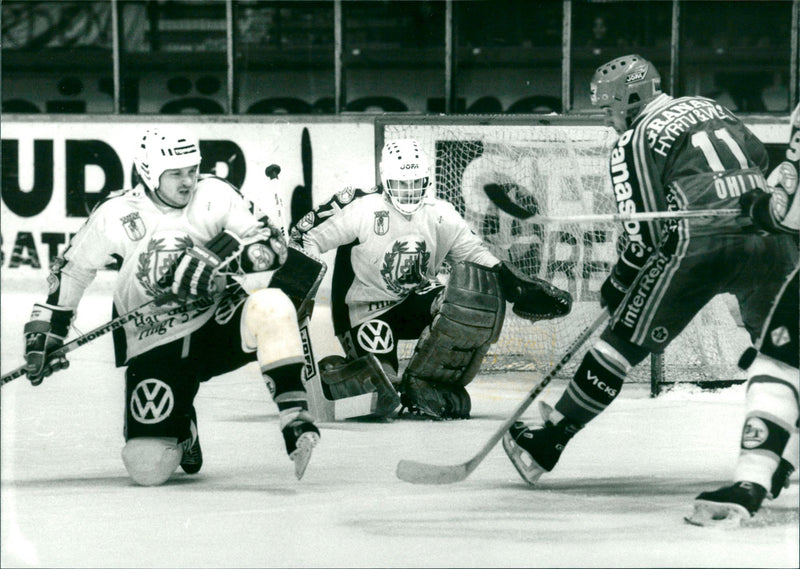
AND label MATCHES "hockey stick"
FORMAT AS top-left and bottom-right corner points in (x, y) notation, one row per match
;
(483, 183), (741, 224)
(1, 294), (215, 386)
(395, 308), (609, 484)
